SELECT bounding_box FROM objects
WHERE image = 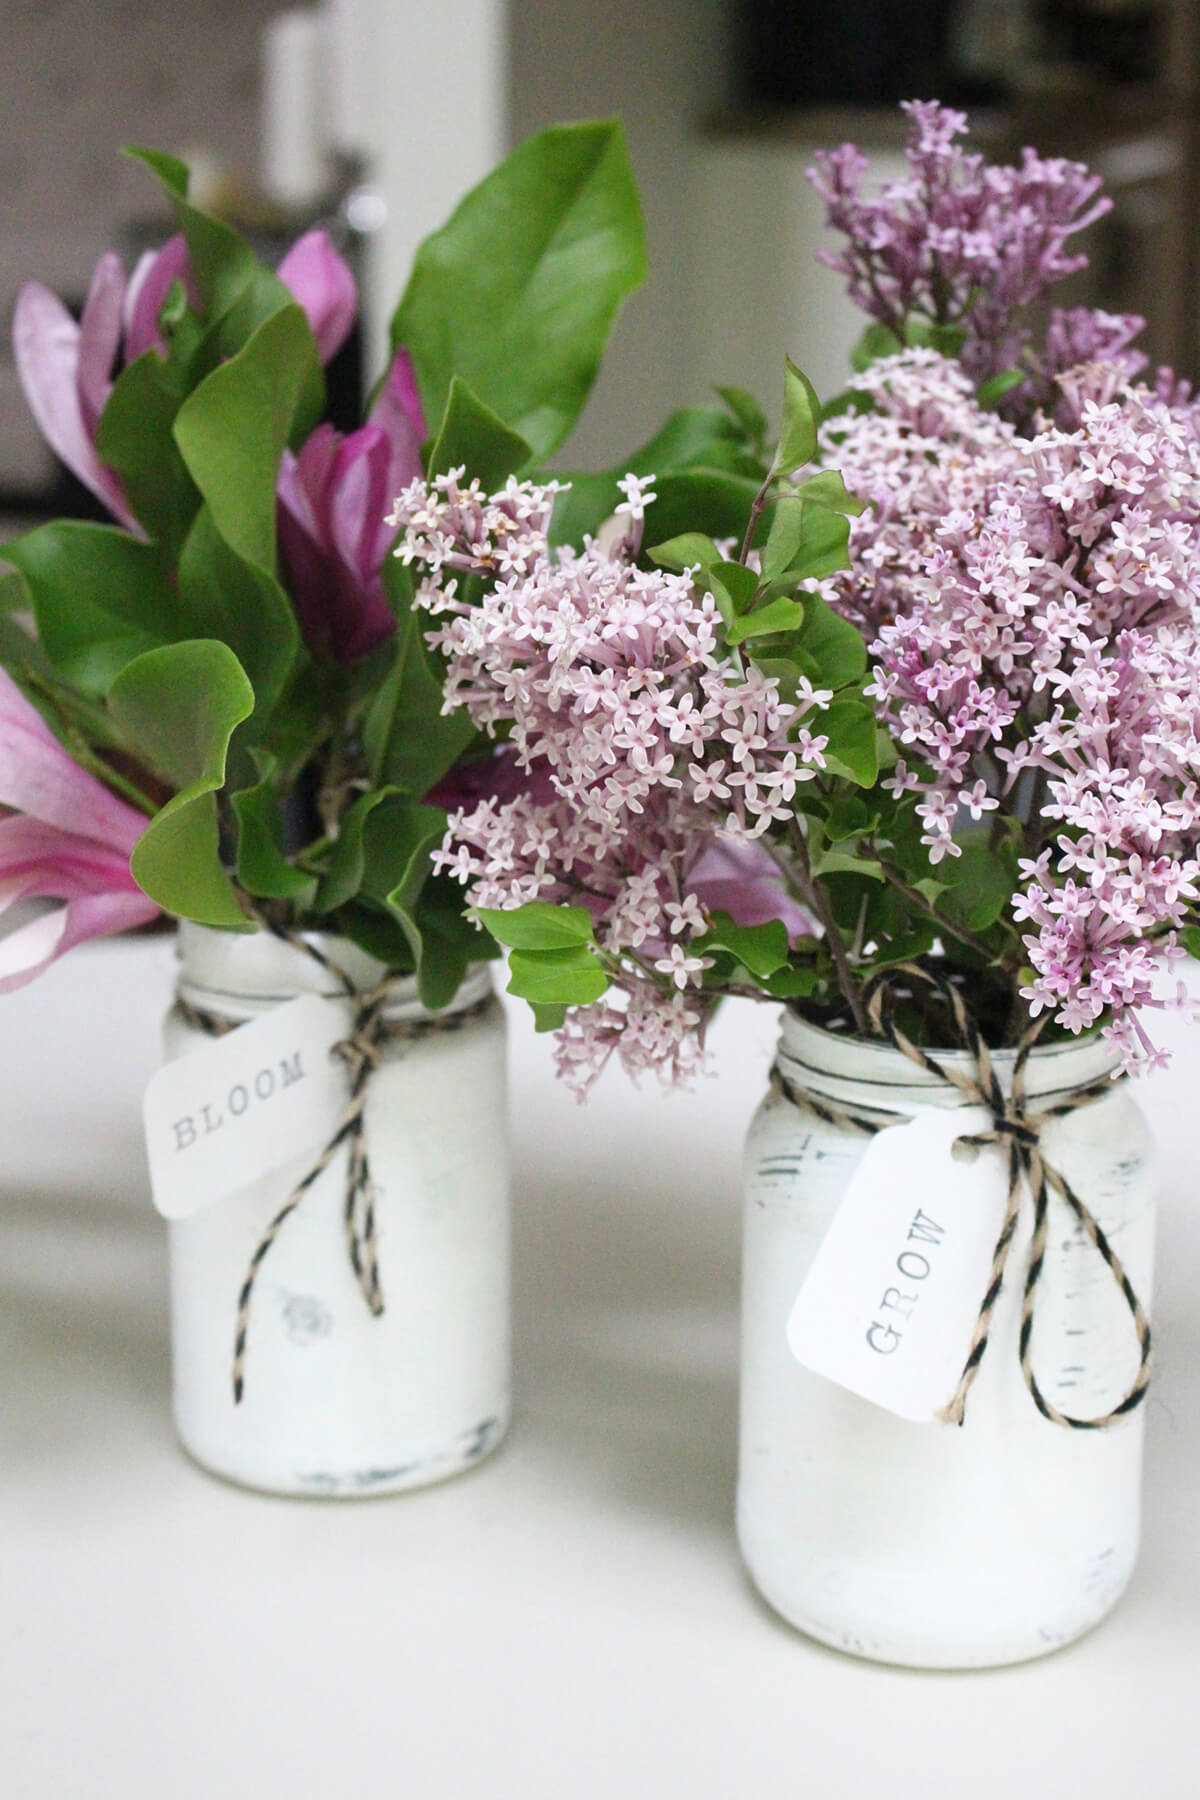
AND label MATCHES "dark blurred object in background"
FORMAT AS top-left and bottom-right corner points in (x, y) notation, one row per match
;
(739, 0), (955, 109)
